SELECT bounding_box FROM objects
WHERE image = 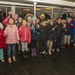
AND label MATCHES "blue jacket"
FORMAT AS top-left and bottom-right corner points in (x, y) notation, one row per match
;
(72, 21), (75, 34)
(31, 25), (39, 40)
